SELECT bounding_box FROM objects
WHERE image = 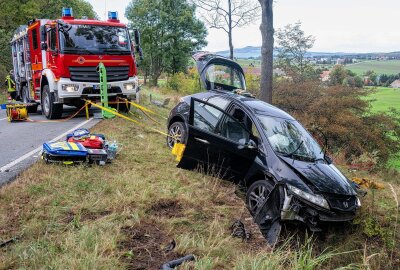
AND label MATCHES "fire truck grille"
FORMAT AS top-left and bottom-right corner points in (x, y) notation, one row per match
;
(69, 66), (130, 82)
